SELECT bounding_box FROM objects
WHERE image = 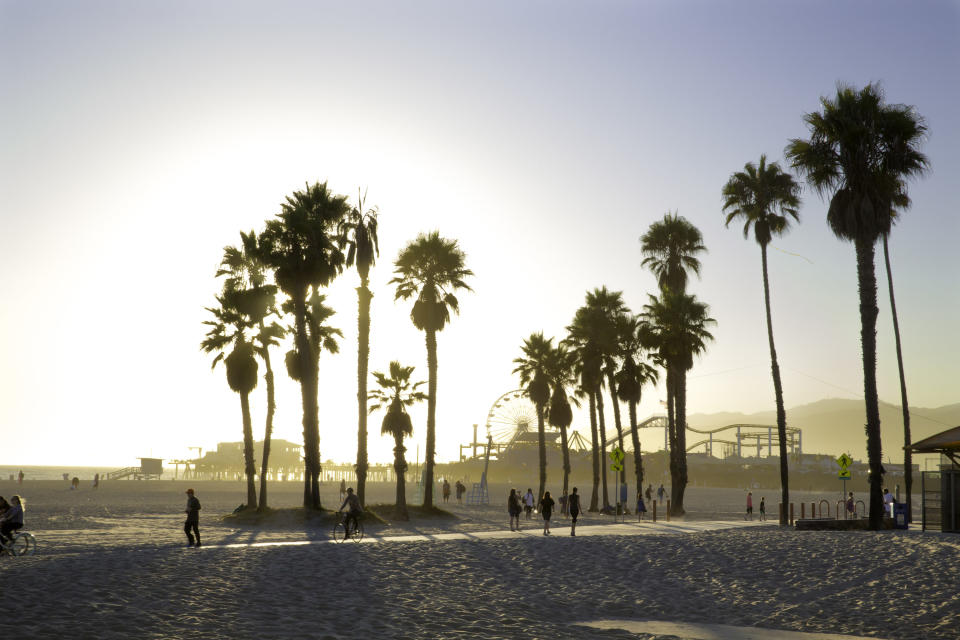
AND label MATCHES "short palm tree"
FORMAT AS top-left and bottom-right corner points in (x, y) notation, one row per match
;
(201, 295), (258, 508)
(369, 361), (427, 521)
(615, 315), (660, 496)
(513, 332), (555, 502)
(217, 230), (285, 511)
(390, 231), (473, 509)
(786, 83), (928, 529)
(722, 154), (802, 525)
(546, 344), (577, 501)
(283, 291), (342, 383)
(340, 190), (380, 507)
(642, 289), (714, 516)
(259, 181), (350, 509)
